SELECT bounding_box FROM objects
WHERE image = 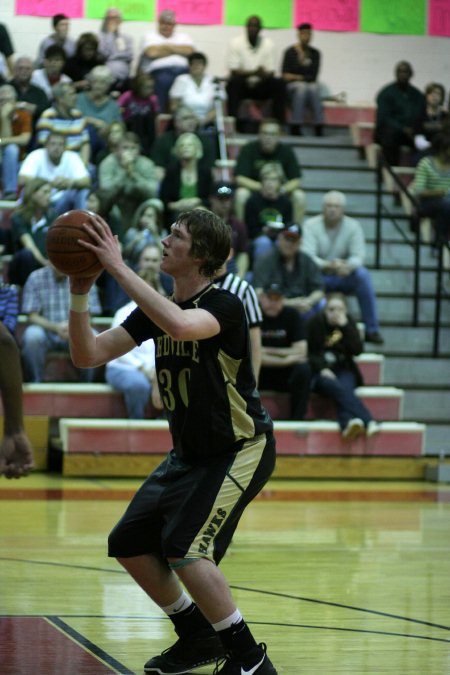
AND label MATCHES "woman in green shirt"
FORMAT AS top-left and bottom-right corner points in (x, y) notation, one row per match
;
(415, 132), (450, 244)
